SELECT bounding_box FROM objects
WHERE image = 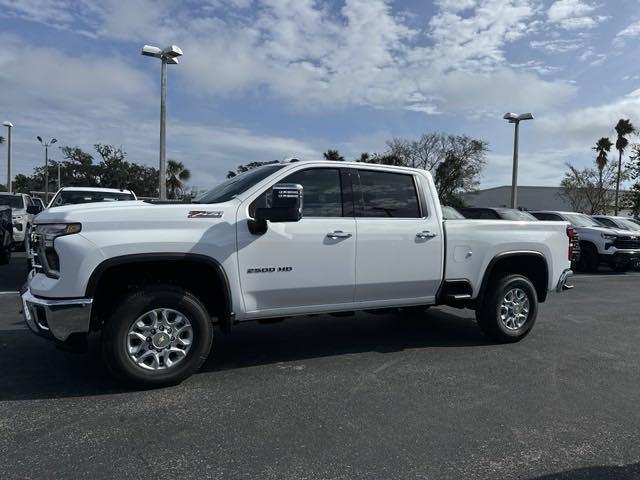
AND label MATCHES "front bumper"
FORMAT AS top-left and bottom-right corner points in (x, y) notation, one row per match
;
(555, 269), (574, 293)
(21, 288), (93, 342)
